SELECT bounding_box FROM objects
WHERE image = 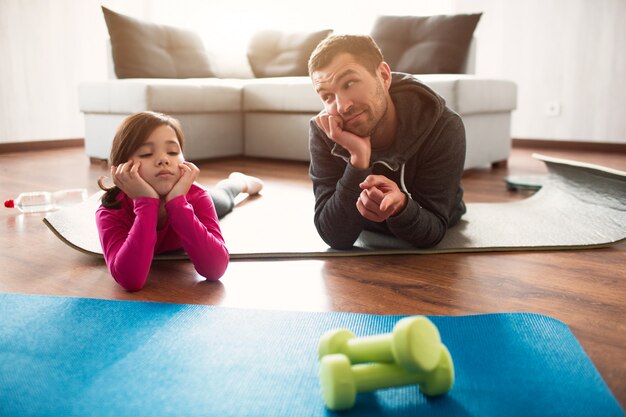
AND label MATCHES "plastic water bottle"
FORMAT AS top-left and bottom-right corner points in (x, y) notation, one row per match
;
(4, 188), (88, 213)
